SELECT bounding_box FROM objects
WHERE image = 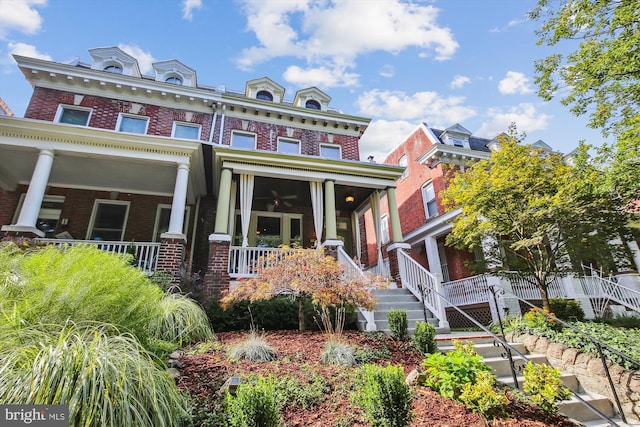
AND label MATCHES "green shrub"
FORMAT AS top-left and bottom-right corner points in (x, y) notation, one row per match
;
(459, 371), (509, 419)
(354, 344), (392, 364)
(271, 369), (329, 409)
(549, 299), (585, 322)
(0, 322), (188, 426)
(148, 292), (214, 345)
(228, 330), (277, 362)
(421, 342), (492, 399)
(358, 363), (414, 427)
(320, 338), (356, 366)
(225, 376), (281, 427)
(412, 321), (437, 355)
(388, 309), (408, 341)
(523, 362), (571, 414)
